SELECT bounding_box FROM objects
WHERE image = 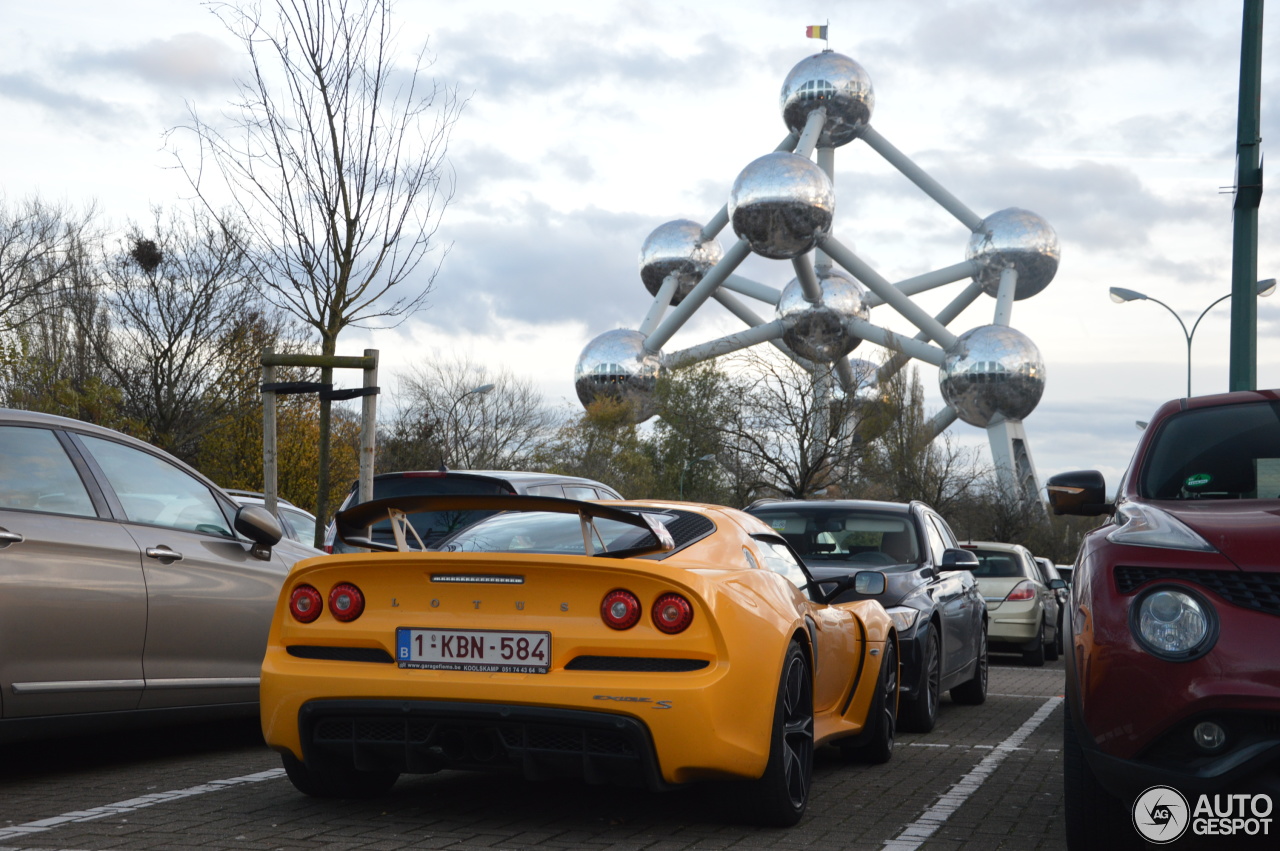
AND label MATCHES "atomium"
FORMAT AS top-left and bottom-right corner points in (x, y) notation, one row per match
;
(780, 51), (875, 148)
(967, 208), (1060, 300)
(639, 220), (724, 305)
(583, 47), (1057, 508)
(938, 325), (1045, 428)
(573, 329), (662, 420)
(776, 268), (870, 362)
(729, 152), (835, 259)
